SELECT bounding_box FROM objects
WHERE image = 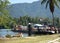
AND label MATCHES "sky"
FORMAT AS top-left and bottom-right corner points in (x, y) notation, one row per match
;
(9, 0), (39, 4)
